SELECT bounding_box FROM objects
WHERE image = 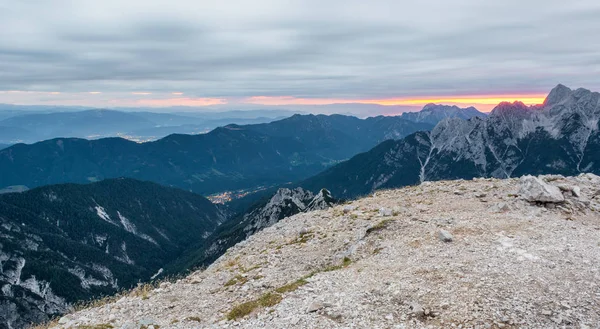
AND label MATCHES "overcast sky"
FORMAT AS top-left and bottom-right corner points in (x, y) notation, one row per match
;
(1, 0), (599, 111)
